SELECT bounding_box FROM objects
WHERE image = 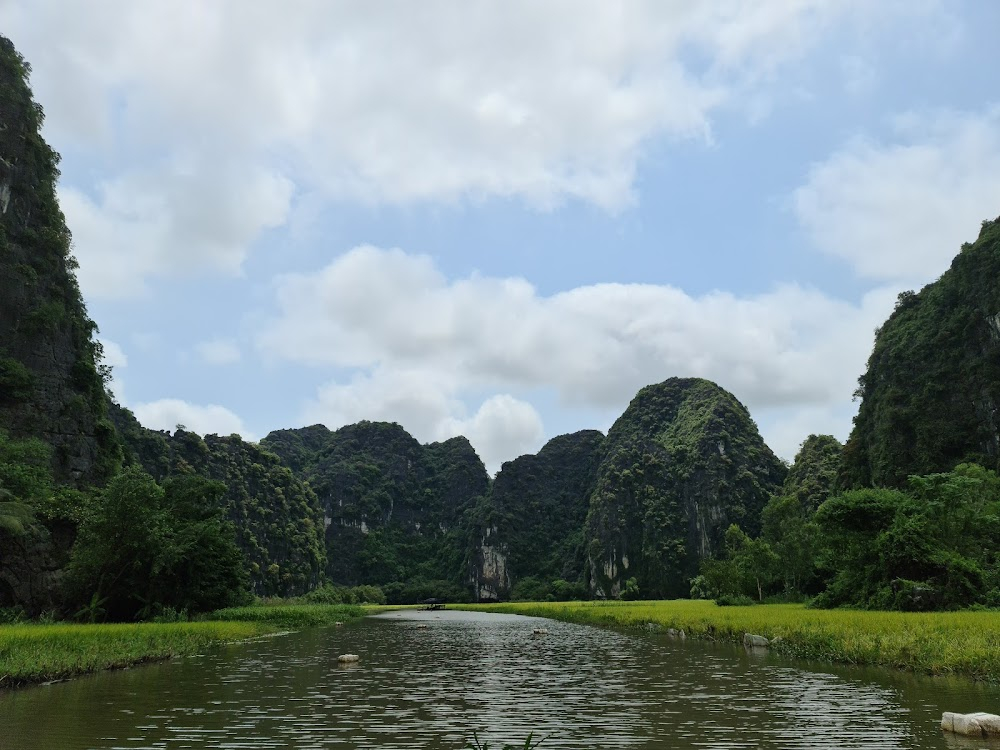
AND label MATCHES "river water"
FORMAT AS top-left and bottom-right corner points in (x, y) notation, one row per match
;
(2, 609), (999, 749)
